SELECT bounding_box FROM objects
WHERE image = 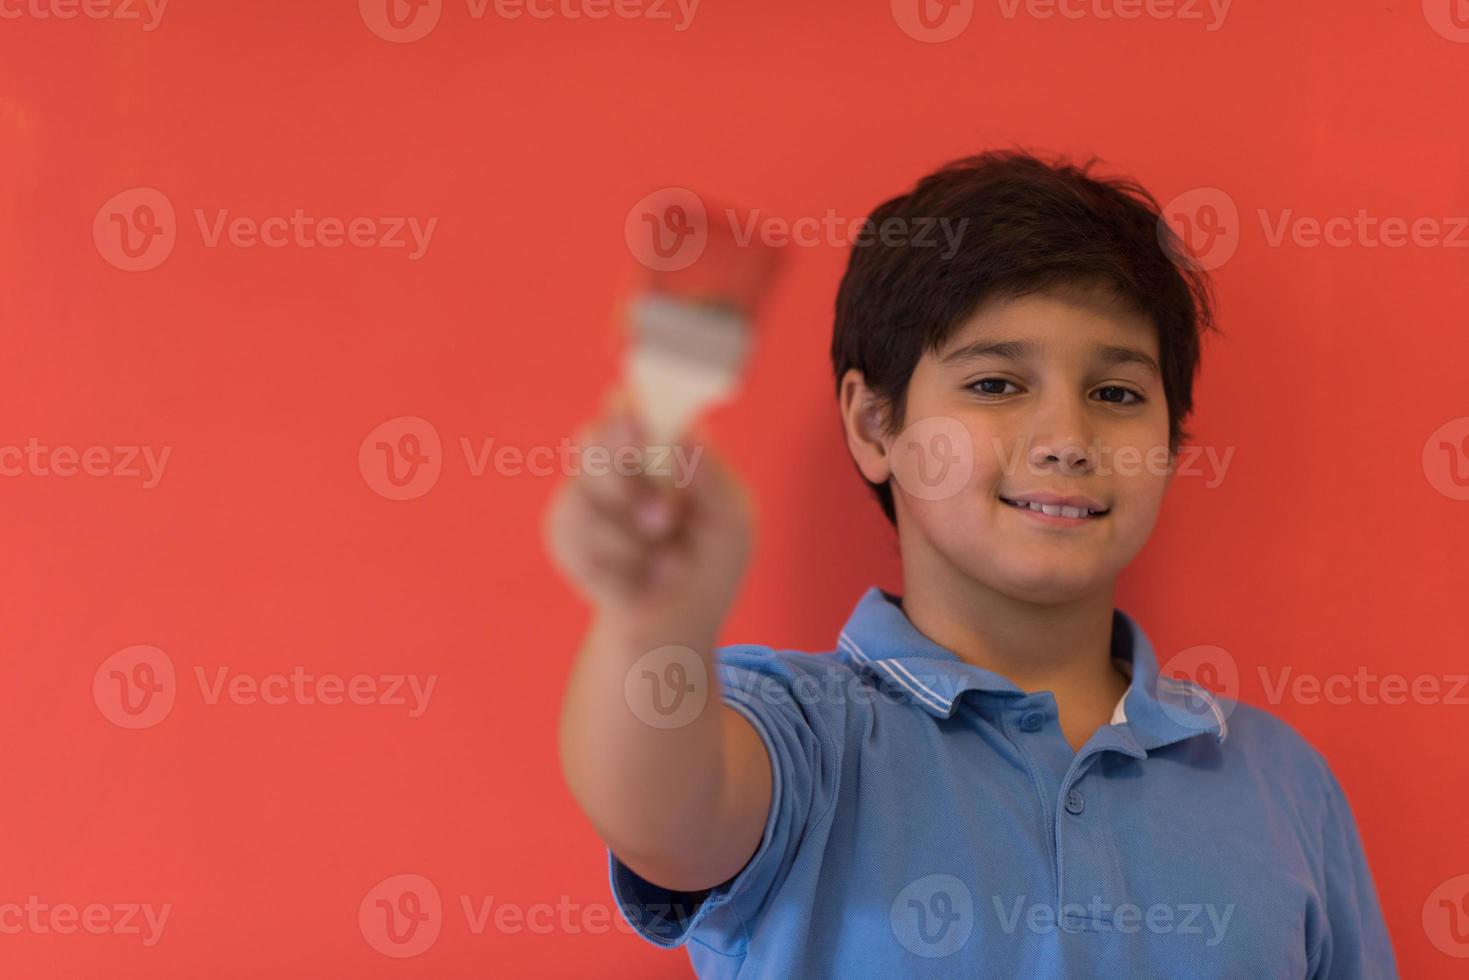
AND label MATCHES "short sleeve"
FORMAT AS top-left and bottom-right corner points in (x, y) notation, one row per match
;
(1308, 759), (1399, 979)
(607, 644), (840, 951)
